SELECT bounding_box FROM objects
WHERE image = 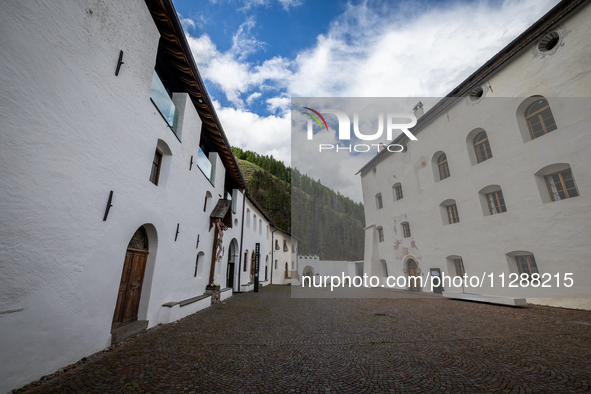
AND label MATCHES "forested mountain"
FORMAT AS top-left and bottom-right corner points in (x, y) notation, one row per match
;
(232, 147), (365, 261)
